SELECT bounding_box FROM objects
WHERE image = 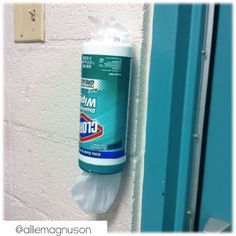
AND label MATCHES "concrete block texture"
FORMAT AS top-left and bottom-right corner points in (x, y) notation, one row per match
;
(4, 3), (153, 232)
